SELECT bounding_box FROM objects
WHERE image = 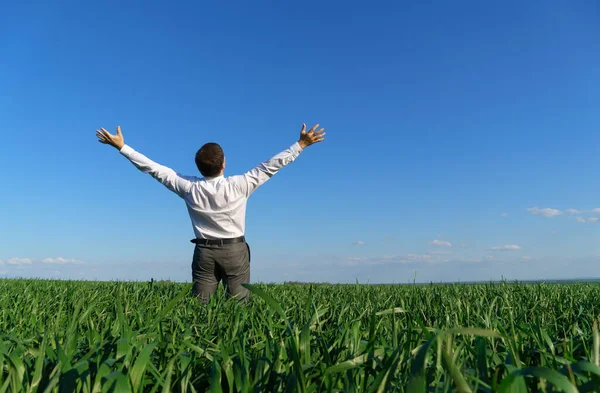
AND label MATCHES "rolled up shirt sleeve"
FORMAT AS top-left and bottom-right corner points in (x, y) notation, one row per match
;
(120, 145), (193, 198)
(232, 142), (304, 197)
